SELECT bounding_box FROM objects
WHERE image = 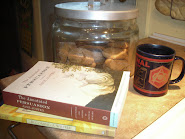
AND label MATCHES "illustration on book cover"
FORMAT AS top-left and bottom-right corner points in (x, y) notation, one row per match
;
(4, 62), (122, 111)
